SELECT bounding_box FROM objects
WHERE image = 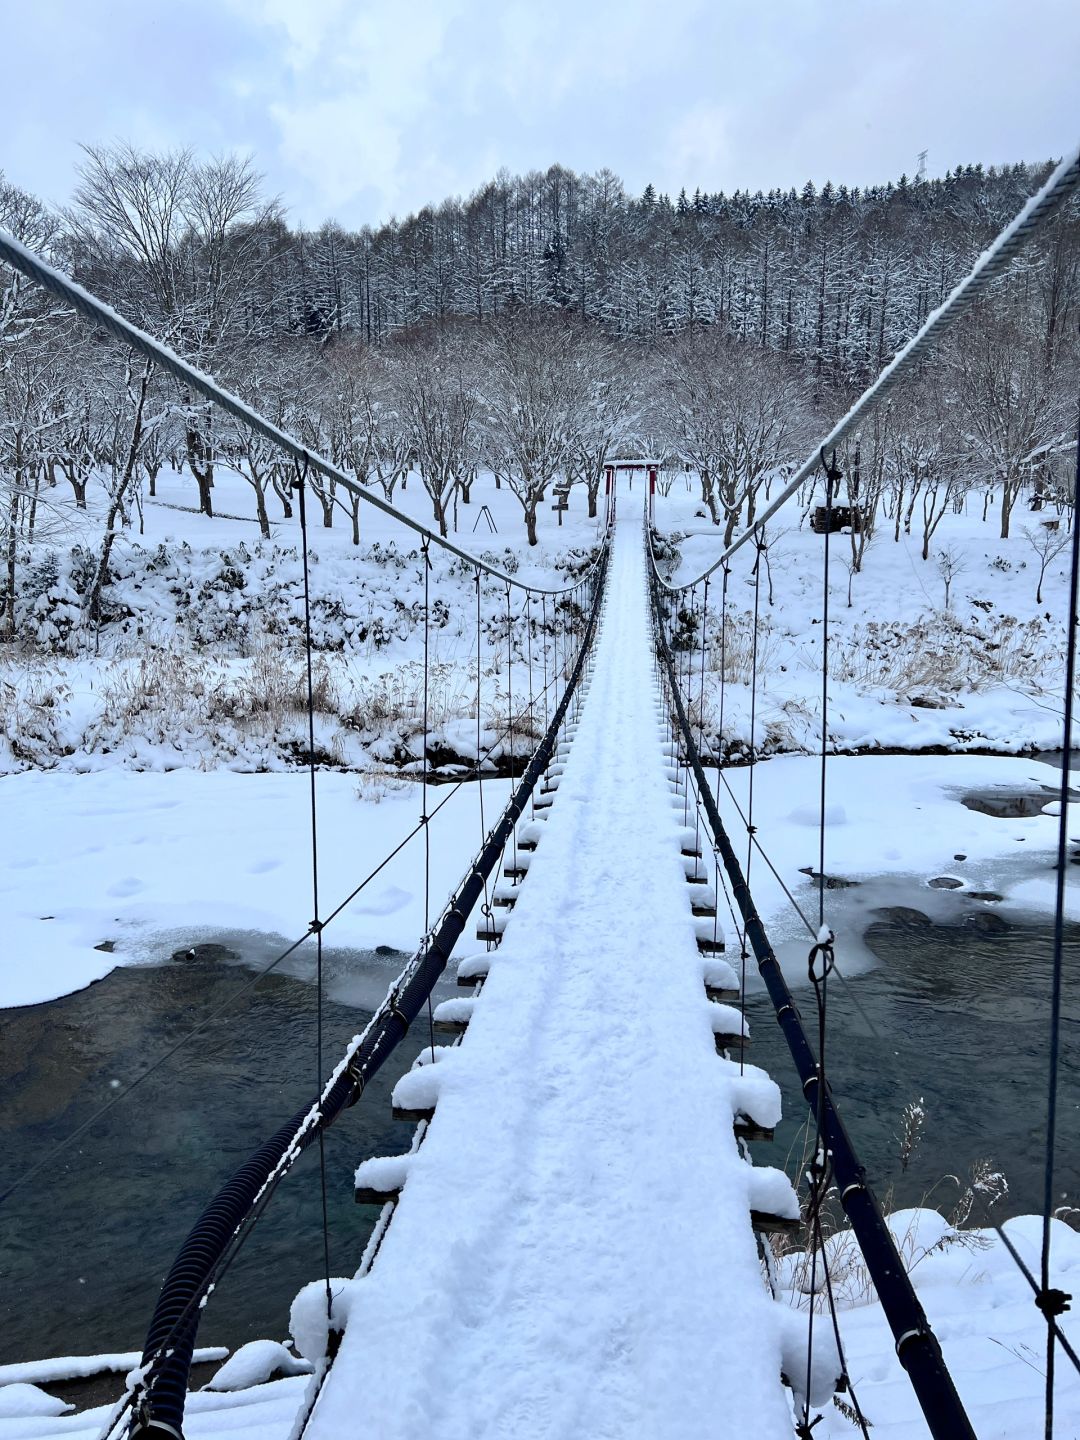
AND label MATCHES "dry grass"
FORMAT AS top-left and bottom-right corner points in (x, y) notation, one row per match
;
(772, 1097), (1008, 1313)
